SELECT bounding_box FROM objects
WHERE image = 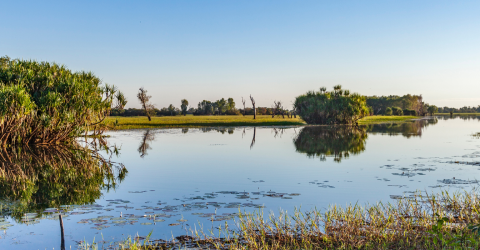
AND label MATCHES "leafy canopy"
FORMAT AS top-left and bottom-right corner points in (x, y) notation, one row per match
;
(294, 85), (369, 125)
(0, 56), (116, 146)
